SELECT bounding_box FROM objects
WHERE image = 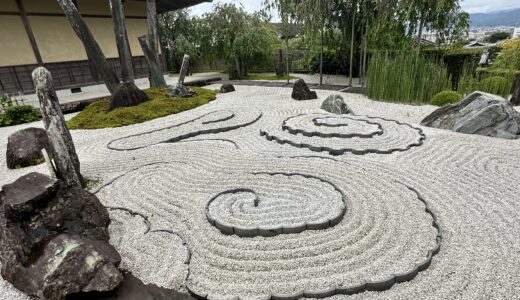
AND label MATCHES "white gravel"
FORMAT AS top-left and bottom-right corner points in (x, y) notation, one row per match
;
(0, 85), (519, 299)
